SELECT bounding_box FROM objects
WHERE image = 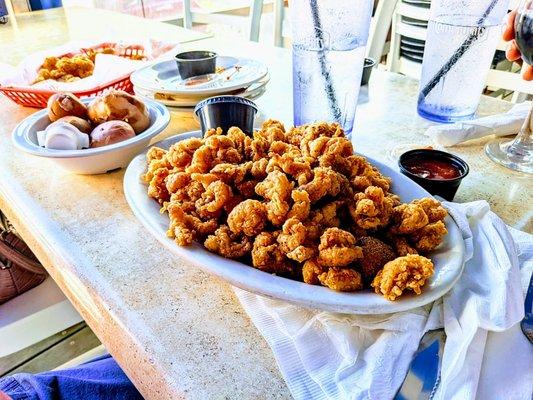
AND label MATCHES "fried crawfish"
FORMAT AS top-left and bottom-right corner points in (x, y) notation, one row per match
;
(317, 228), (363, 267)
(350, 186), (394, 230)
(252, 231), (293, 274)
(227, 199), (268, 236)
(372, 254), (434, 300)
(204, 225), (252, 259)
